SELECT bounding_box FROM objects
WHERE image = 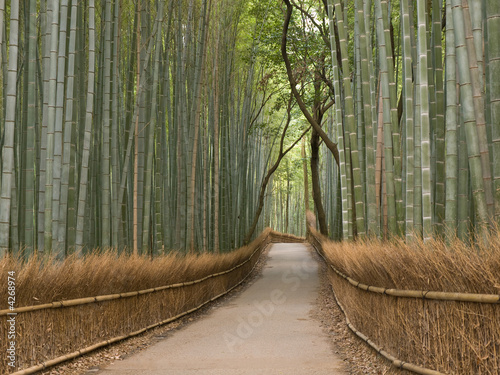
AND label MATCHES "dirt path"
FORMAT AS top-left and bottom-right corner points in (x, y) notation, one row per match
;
(97, 243), (347, 374)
